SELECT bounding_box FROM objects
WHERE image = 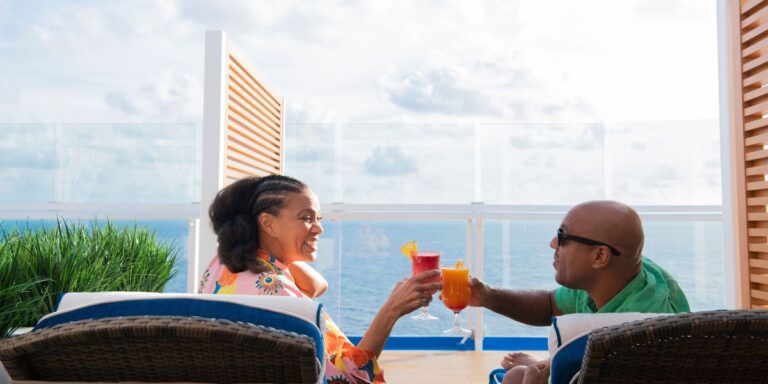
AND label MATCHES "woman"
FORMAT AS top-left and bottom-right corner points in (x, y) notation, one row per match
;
(200, 175), (441, 383)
